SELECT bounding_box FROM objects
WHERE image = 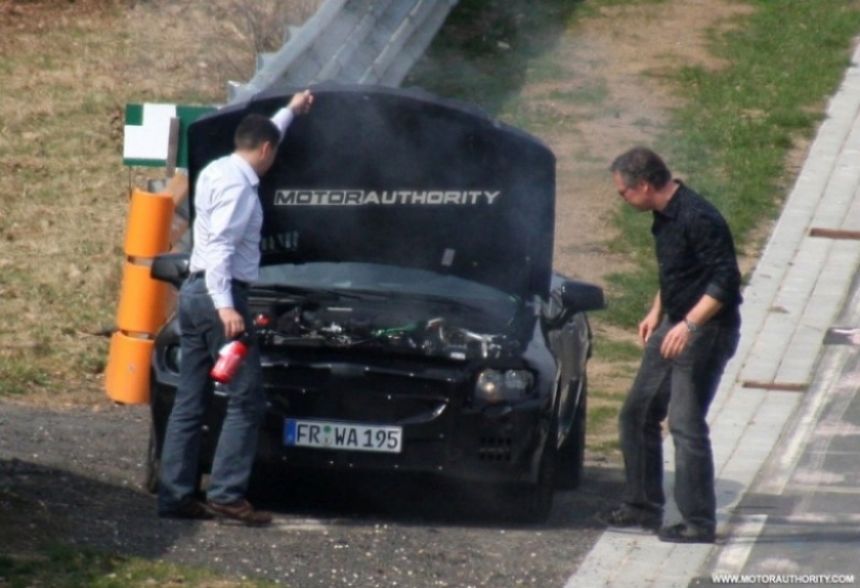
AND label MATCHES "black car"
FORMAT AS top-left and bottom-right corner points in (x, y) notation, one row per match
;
(146, 85), (604, 522)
